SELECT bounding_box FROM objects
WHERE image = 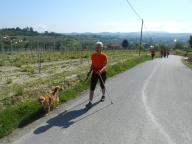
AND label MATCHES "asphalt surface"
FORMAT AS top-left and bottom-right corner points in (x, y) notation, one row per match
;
(1, 55), (192, 144)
